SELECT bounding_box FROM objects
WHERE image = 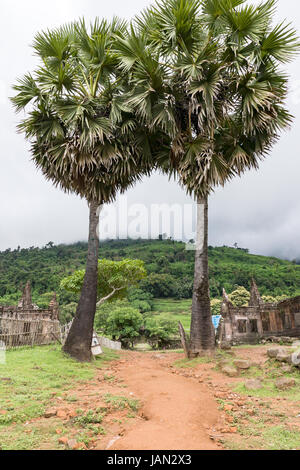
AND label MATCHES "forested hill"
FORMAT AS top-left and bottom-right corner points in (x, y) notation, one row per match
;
(0, 239), (299, 306)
